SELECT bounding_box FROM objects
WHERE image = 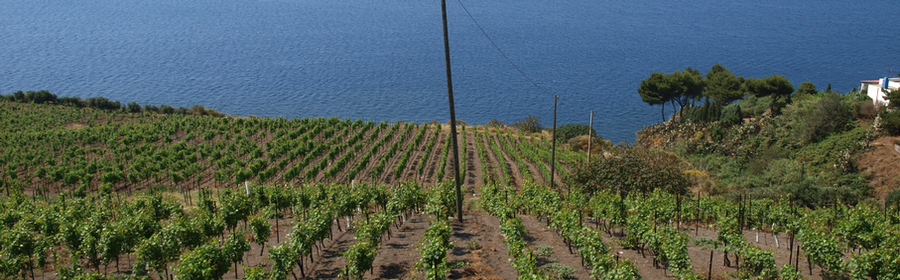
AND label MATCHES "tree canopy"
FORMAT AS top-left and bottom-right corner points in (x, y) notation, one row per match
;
(703, 64), (744, 105)
(796, 81), (818, 96)
(744, 74), (794, 113)
(638, 72), (675, 122)
(637, 68), (704, 122)
(669, 68), (704, 117)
